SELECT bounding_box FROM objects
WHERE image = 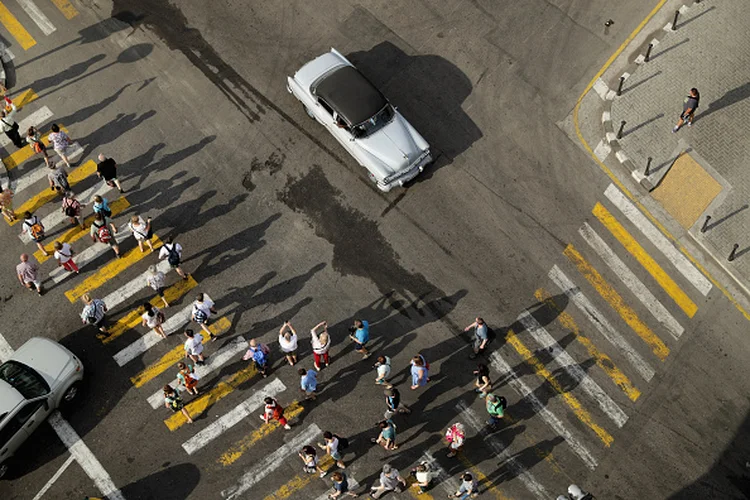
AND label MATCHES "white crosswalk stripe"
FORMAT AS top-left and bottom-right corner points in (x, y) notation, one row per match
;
(102, 260), (171, 314)
(0, 106), (54, 151)
(549, 265), (656, 382)
(17, 0), (56, 35)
